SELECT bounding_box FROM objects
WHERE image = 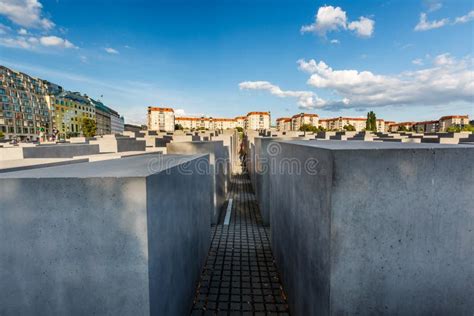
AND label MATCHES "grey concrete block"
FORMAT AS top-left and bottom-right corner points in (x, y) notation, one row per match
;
(269, 140), (474, 316)
(0, 158), (89, 173)
(251, 137), (303, 226)
(0, 154), (212, 316)
(90, 136), (146, 153)
(23, 144), (101, 158)
(166, 141), (227, 224)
